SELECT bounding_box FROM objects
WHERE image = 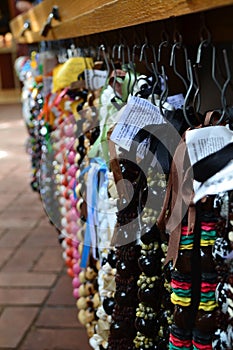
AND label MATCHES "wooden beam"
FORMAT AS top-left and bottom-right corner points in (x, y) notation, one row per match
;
(10, 0), (233, 43)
